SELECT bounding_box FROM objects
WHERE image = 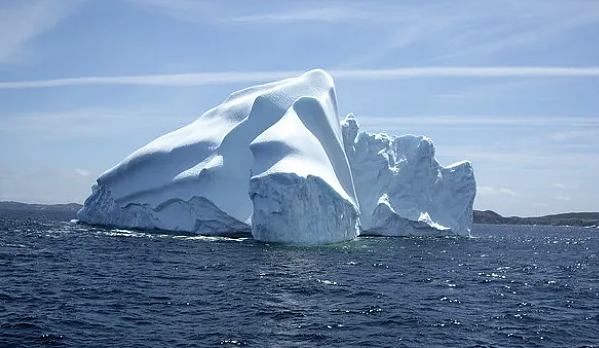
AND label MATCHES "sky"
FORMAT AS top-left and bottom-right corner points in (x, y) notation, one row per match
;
(0, 0), (598, 217)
